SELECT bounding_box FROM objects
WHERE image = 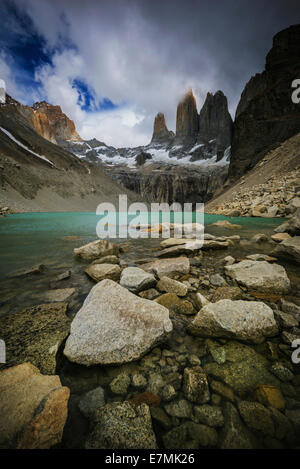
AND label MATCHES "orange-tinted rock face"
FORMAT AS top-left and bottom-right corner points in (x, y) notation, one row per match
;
(151, 112), (174, 142)
(31, 101), (82, 143)
(175, 89), (199, 142)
